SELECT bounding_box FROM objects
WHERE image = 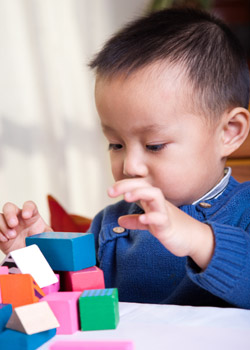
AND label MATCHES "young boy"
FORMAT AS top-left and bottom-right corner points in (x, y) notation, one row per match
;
(0, 8), (250, 309)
